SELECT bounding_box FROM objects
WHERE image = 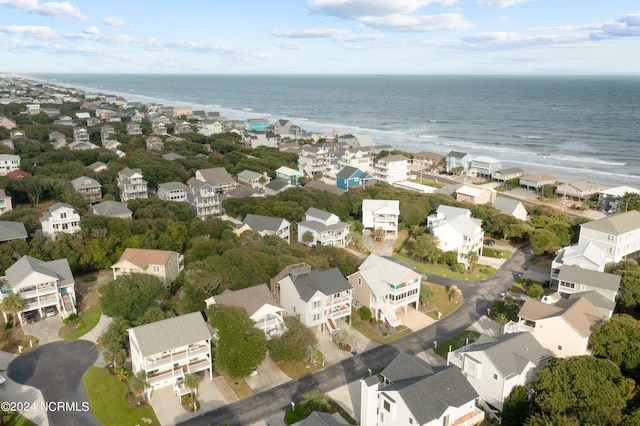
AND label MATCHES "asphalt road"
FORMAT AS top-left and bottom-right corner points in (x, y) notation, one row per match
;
(7, 340), (100, 426)
(180, 244), (534, 426)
